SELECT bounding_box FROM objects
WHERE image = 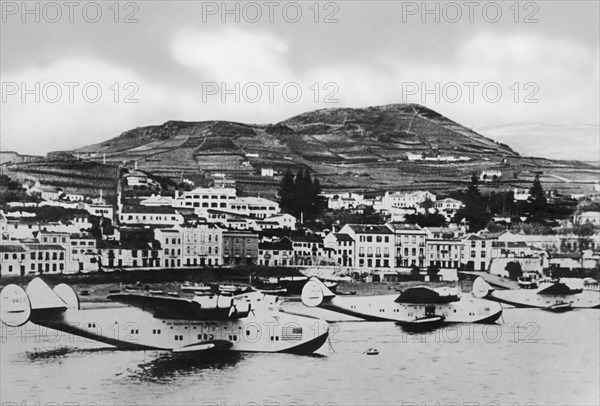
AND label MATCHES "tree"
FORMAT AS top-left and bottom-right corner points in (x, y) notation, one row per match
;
(278, 168), (325, 222)
(427, 265), (440, 276)
(410, 264), (421, 277)
(310, 177), (326, 218)
(278, 169), (296, 214)
(573, 222), (595, 252)
(528, 172), (547, 218)
(451, 175), (491, 232)
(467, 174), (481, 199)
(486, 221), (505, 233)
(405, 212), (446, 227)
(505, 261), (523, 280)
